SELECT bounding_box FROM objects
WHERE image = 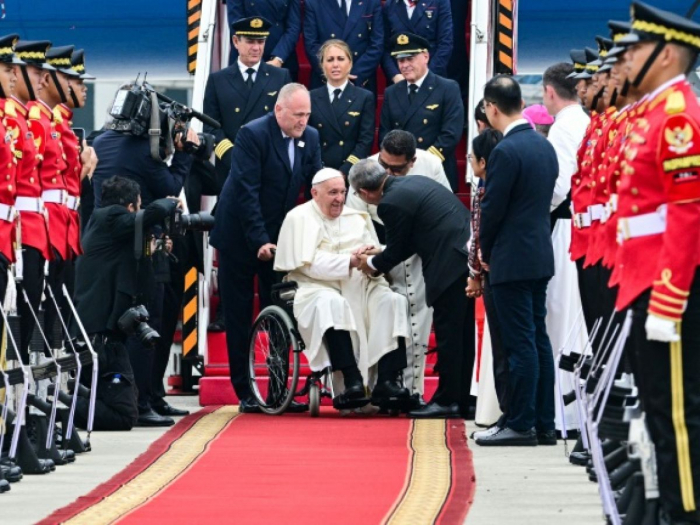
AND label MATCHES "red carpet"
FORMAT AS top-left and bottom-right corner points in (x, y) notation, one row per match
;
(41, 407), (475, 525)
